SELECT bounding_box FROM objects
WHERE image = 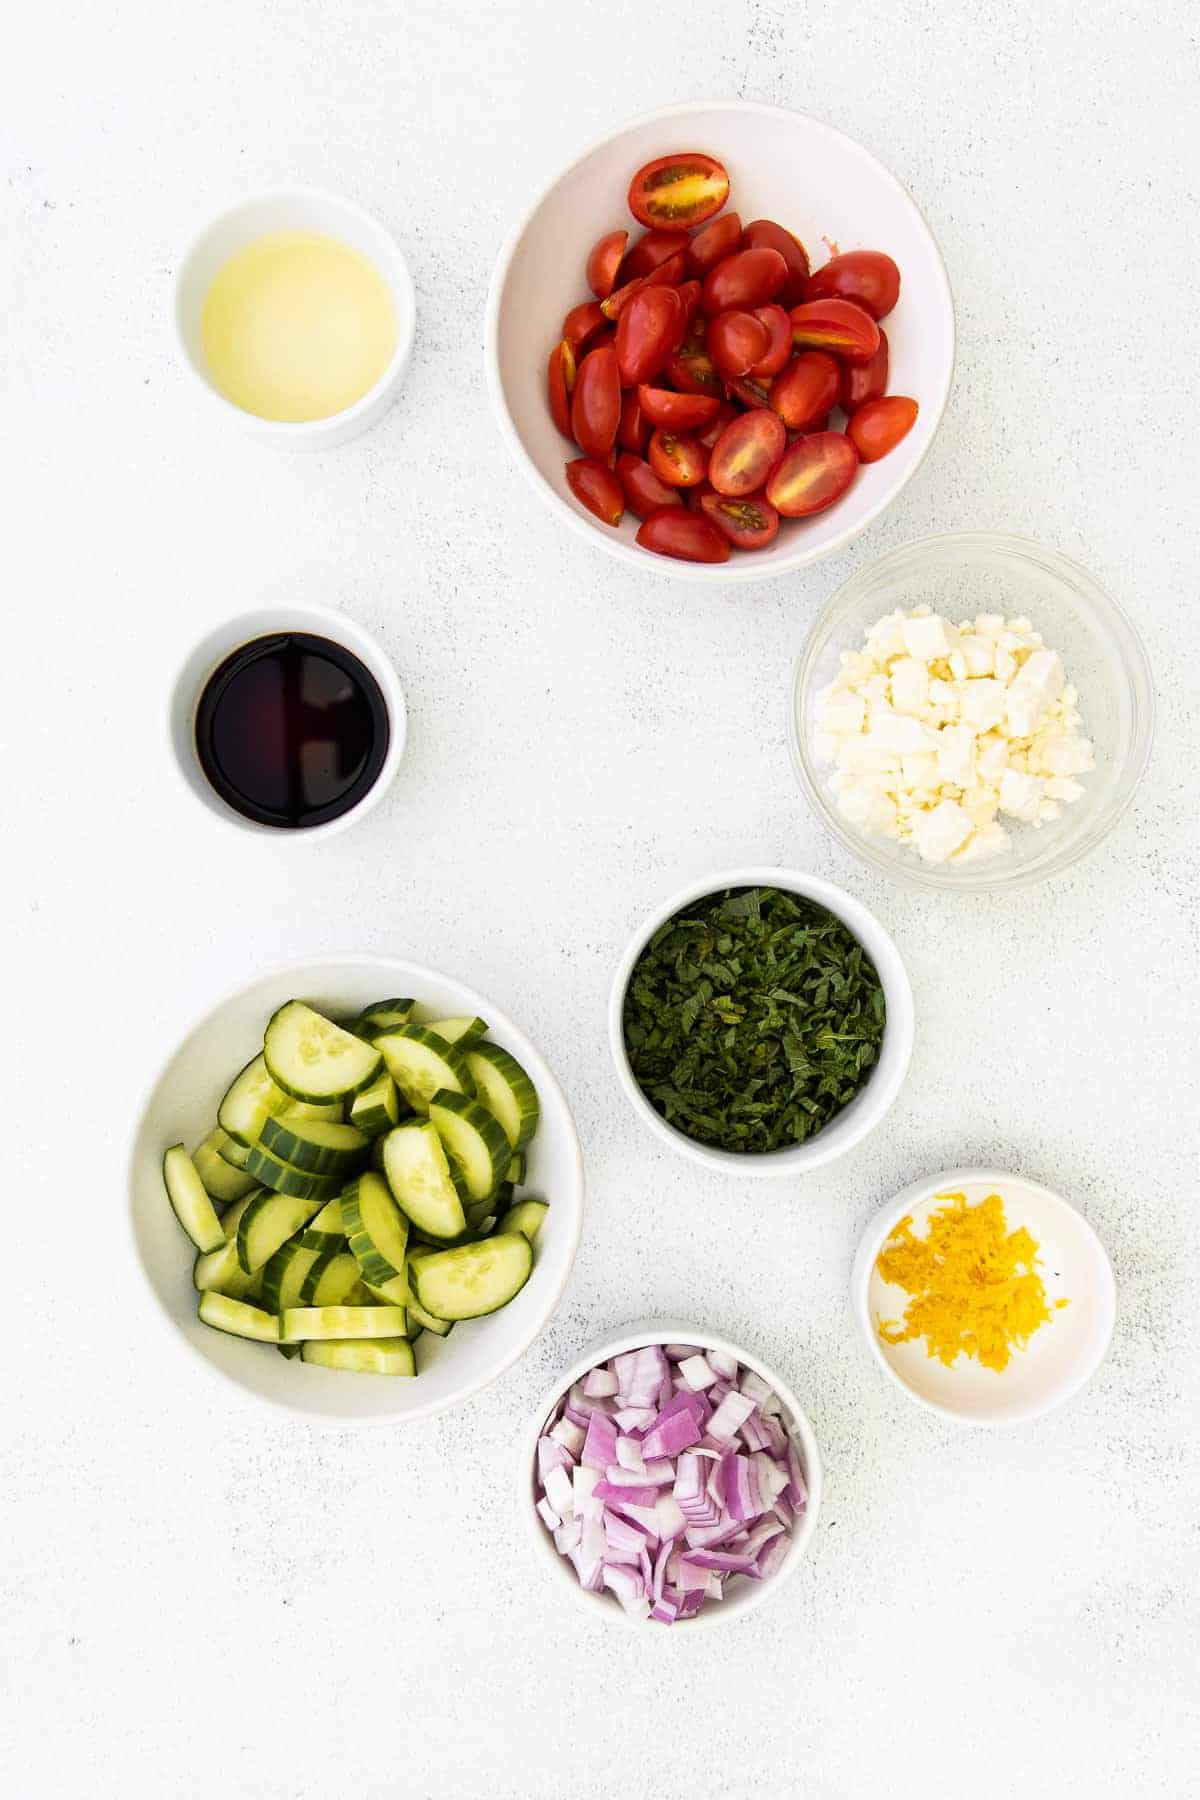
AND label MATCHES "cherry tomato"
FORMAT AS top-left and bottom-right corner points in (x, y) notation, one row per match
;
(742, 219), (810, 307)
(702, 247), (788, 317)
(637, 385), (723, 430)
(636, 506), (730, 563)
(565, 457), (624, 526)
(768, 350), (841, 430)
(846, 395), (918, 462)
(685, 478), (717, 513)
(616, 452), (684, 519)
(600, 250), (687, 321)
(725, 373), (772, 409)
(648, 428), (708, 488)
(562, 300), (607, 355)
(570, 344), (621, 459)
(789, 297), (880, 363)
(840, 329), (889, 413)
(547, 339), (577, 437)
(586, 229), (628, 300)
(700, 491), (780, 550)
(708, 310), (771, 380)
(696, 401), (739, 449)
(687, 212), (742, 277)
(765, 431), (858, 516)
(675, 279), (702, 325)
(664, 335), (723, 397)
(708, 409), (786, 497)
(804, 250), (900, 321)
(616, 285), (685, 388)
(618, 389), (651, 455)
(748, 304), (791, 378)
(627, 152), (730, 230)
(621, 227), (691, 282)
